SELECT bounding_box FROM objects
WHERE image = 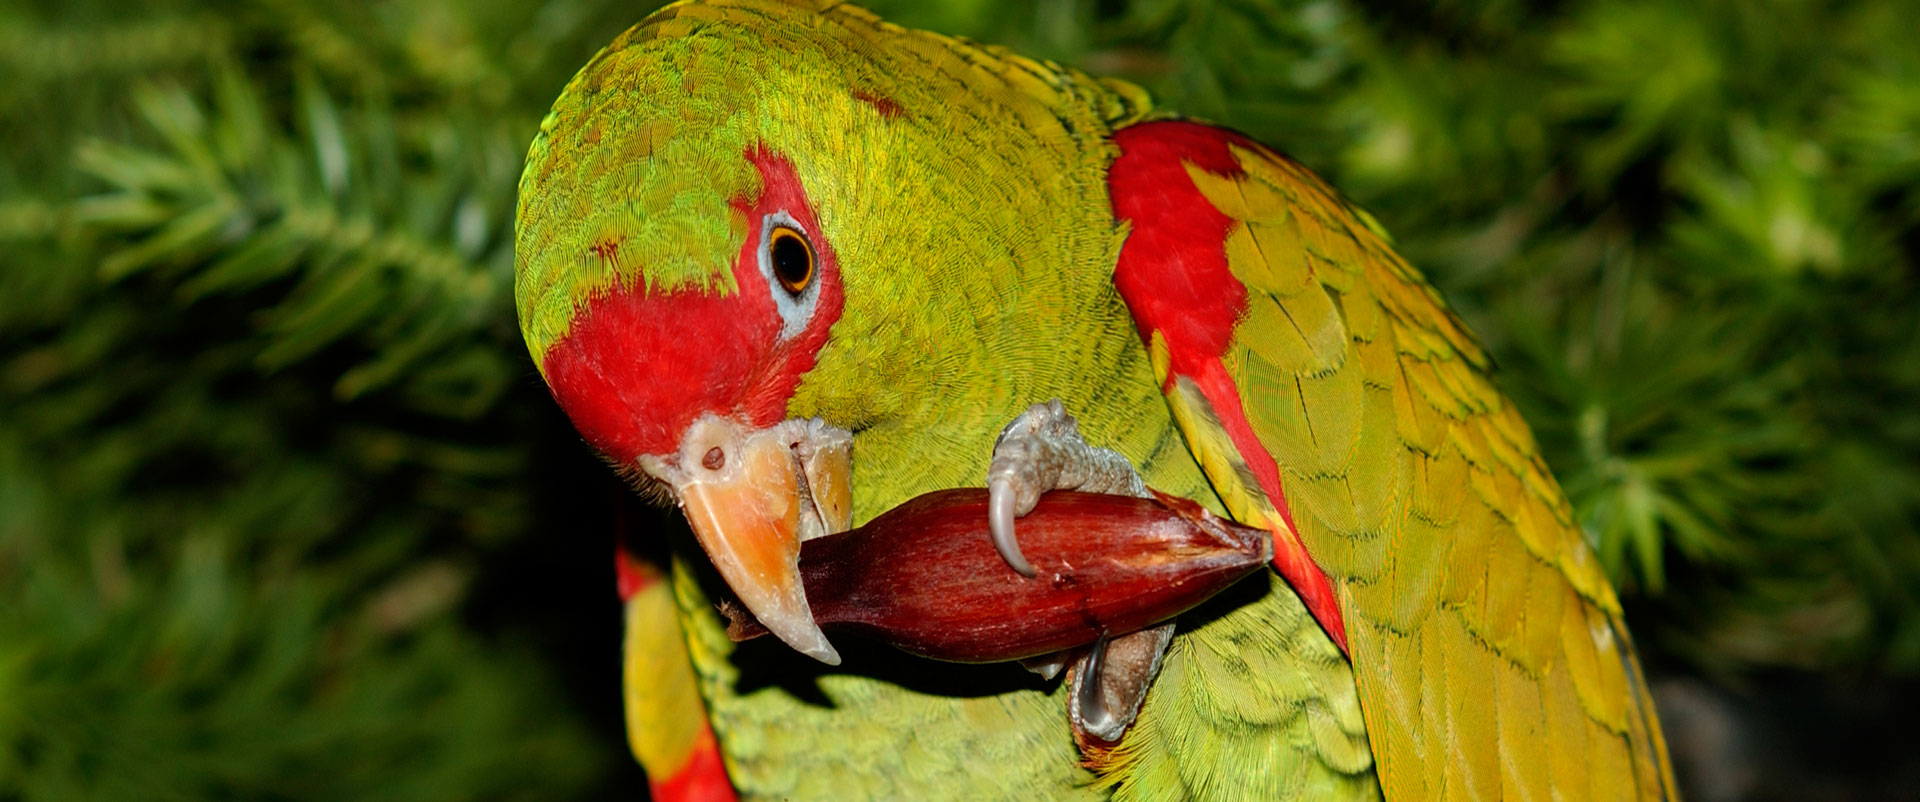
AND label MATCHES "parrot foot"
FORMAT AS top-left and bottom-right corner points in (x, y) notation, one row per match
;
(1070, 622), (1175, 745)
(988, 400), (1169, 744)
(986, 399), (1147, 576)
